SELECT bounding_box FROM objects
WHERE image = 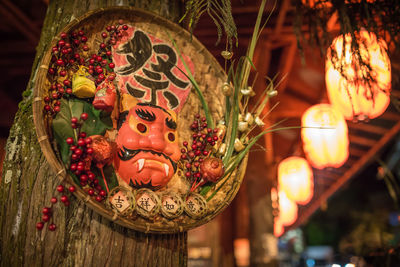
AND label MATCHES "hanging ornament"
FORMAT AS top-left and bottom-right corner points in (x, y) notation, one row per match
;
(325, 30), (391, 121)
(301, 104), (349, 169)
(278, 156), (313, 205)
(278, 190), (298, 226)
